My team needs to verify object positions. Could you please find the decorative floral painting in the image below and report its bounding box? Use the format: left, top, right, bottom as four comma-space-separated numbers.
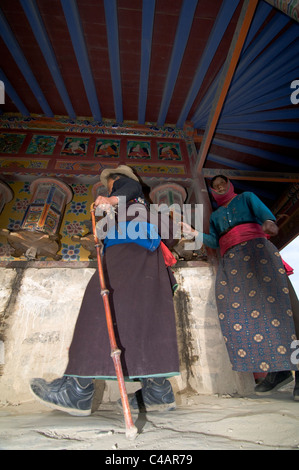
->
0, 134, 26, 154
61, 243, 81, 261
94, 138, 120, 158
0, 158, 49, 169
129, 163, 185, 175
26, 134, 58, 155
157, 142, 182, 161
127, 140, 151, 159
60, 137, 89, 157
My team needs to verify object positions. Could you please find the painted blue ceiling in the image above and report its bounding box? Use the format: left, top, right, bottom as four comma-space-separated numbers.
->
0, 0, 298, 202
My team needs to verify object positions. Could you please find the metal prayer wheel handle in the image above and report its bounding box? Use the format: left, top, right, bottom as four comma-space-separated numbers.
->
90, 203, 138, 440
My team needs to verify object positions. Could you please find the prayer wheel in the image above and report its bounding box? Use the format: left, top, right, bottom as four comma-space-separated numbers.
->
0, 181, 13, 215
149, 182, 206, 261
21, 177, 73, 235
149, 182, 187, 209
2, 177, 72, 260
92, 181, 107, 200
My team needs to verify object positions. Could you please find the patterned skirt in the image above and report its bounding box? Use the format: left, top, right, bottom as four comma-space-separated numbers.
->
216, 238, 297, 373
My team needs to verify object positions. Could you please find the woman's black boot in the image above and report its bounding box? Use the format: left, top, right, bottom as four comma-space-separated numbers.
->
255, 371, 293, 395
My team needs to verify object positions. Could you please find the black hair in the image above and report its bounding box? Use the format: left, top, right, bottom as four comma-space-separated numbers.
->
210, 174, 228, 189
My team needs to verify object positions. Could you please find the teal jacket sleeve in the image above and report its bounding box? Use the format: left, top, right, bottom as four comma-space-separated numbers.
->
196, 216, 220, 249
245, 192, 276, 224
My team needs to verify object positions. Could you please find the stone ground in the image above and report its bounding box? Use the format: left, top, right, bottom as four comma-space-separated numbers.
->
0, 382, 299, 451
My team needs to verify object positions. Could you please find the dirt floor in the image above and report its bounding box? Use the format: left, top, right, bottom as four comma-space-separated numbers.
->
0, 381, 299, 451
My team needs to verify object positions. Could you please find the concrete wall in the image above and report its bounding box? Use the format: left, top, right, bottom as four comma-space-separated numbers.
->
0, 263, 254, 407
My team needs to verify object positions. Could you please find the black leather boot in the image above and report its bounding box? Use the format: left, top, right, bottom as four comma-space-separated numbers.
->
129, 377, 176, 412
255, 371, 293, 395
30, 376, 94, 416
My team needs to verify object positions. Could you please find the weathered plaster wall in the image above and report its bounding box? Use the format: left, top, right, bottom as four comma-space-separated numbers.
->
173, 266, 254, 398
0, 267, 95, 404
0, 264, 254, 407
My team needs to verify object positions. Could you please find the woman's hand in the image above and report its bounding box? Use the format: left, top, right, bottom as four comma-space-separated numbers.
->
180, 221, 199, 239
94, 195, 118, 207
262, 220, 279, 236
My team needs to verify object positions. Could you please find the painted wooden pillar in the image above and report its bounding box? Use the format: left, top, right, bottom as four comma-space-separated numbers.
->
0, 181, 13, 215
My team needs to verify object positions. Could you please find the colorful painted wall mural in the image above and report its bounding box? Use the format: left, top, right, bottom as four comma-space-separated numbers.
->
0, 117, 193, 262
0, 130, 190, 178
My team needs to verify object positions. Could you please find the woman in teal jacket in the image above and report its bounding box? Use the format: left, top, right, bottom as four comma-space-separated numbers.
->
183, 175, 298, 399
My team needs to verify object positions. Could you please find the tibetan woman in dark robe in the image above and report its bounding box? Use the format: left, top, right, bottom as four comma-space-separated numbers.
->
30, 165, 180, 416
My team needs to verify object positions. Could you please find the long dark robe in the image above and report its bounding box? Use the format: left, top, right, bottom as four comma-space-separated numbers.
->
65, 195, 180, 380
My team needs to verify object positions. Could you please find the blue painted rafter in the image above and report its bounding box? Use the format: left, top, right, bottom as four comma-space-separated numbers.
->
193, 74, 297, 128
211, 137, 299, 167
218, 106, 299, 124
213, 129, 299, 149
192, 11, 294, 127
0, 68, 30, 116
0, 6, 53, 116
103, 0, 123, 123
242, 0, 272, 48
224, 28, 299, 113
191, 2, 272, 126
20, 0, 76, 119
191, 67, 222, 125
229, 12, 290, 86
224, 67, 298, 116
216, 120, 299, 133
193, 35, 298, 127
207, 153, 259, 171
230, 94, 294, 115
176, 0, 240, 128
138, 0, 156, 124
157, 0, 198, 126
61, 0, 102, 121
217, 67, 299, 124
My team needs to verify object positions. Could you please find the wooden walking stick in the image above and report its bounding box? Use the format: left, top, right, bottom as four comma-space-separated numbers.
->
90, 203, 138, 440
